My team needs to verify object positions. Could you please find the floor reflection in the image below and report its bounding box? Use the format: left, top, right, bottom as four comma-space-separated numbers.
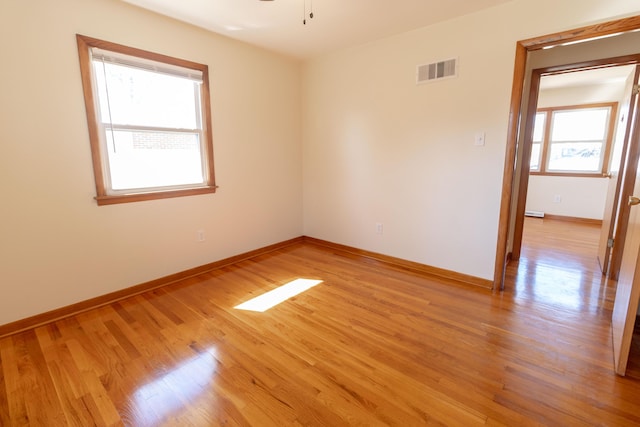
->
509, 218, 608, 314
132, 348, 218, 423
514, 257, 598, 311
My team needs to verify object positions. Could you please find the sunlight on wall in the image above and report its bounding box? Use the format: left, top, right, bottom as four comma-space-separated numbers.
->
235, 278, 323, 312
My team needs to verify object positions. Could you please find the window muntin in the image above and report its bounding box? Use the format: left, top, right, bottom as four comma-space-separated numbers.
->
530, 103, 616, 177
529, 112, 546, 172
77, 35, 216, 205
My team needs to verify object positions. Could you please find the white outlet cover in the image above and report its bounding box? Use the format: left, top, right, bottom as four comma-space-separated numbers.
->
474, 132, 485, 146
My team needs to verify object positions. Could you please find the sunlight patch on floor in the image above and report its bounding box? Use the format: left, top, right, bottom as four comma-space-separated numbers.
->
234, 278, 323, 312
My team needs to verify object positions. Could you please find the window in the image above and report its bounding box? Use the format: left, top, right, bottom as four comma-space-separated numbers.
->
529, 103, 617, 177
76, 35, 216, 205
530, 112, 546, 172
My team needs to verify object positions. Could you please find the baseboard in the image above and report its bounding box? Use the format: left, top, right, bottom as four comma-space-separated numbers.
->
303, 236, 493, 290
539, 214, 602, 226
0, 237, 304, 339
0, 235, 493, 338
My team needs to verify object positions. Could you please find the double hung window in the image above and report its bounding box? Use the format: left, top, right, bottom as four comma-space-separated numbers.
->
77, 35, 216, 205
529, 103, 617, 177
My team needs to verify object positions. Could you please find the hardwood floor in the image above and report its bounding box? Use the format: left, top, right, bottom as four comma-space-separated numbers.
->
2, 220, 640, 426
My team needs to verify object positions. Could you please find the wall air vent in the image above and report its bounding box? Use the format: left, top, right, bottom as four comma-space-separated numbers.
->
417, 58, 458, 84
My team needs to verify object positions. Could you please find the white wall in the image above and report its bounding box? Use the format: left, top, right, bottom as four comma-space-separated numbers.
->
302, 0, 640, 280
526, 177, 609, 219
0, 0, 302, 325
525, 81, 629, 219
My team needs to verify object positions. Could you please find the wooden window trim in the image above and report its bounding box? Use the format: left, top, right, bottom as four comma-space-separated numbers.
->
528, 112, 547, 172
76, 34, 217, 206
529, 102, 618, 178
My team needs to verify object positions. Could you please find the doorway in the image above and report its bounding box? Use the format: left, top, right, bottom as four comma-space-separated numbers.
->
509, 65, 636, 316
494, 17, 640, 291
508, 65, 636, 310
494, 16, 640, 376
515, 64, 638, 274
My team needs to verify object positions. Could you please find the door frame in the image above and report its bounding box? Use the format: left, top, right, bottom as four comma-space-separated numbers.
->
511, 60, 636, 263
494, 15, 640, 290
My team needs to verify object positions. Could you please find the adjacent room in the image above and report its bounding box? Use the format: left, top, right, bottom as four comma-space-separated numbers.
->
2, 0, 640, 425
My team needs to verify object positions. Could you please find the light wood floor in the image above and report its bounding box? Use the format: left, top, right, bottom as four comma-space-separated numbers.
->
2, 220, 640, 426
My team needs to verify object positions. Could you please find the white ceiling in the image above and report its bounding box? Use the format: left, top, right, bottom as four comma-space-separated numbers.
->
121, 0, 514, 59
540, 65, 636, 90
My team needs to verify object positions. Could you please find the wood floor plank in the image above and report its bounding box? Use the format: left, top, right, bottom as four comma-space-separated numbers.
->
0, 337, 29, 426
0, 340, 10, 427
1, 218, 640, 425
12, 331, 68, 426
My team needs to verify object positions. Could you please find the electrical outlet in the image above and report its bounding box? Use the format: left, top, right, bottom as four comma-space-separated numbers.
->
553, 195, 562, 203
197, 230, 205, 242
376, 223, 383, 235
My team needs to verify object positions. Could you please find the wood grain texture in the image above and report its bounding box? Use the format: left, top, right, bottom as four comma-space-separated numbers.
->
0, 237, 304, 339
493, 41, 528, 291
519, 15, 640, 50
510, 67, 543, 262
1, 219, 639, 426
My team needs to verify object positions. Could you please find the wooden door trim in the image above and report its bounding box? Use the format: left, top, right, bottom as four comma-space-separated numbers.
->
494, 15, 640, 290
510, 68, 542, 261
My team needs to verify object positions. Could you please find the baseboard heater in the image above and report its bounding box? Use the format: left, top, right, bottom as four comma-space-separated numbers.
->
525, 210, 545, 218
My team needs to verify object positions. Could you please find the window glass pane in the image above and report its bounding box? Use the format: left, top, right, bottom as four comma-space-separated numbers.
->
551, 108, 608, 142
547, 142, 602, 172
106, 130, 204, 190
530, 143, 541, 170
533, 112, 545, 142
93, 61, 199, 129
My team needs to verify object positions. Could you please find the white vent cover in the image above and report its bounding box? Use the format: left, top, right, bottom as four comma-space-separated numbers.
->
417, 58, 458, 84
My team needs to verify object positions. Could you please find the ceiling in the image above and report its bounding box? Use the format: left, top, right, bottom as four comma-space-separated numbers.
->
121, 0, 514, 59
540, 65, 636, 90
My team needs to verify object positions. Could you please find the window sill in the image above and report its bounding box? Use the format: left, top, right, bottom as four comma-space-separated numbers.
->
529, 172, 606, 178
95, 186, 218, 206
